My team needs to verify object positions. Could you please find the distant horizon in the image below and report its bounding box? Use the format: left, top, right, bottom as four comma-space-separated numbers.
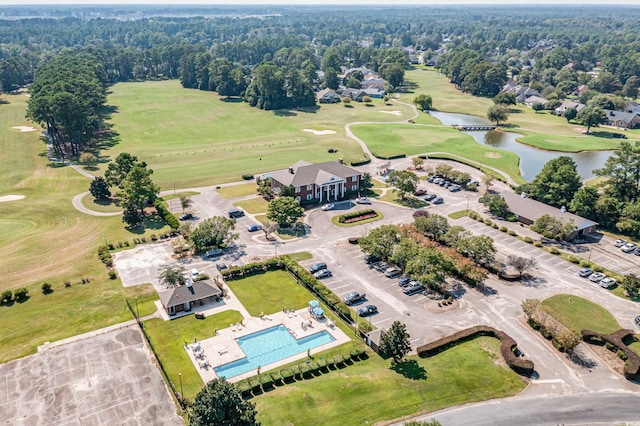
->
1, 0, 633, 6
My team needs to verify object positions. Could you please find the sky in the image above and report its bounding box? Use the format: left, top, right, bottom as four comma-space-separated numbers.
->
3, 0, 632, 5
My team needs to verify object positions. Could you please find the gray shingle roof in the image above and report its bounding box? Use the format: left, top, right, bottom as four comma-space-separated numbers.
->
501, 191, 597, 231
270, 161, 361, 187
159, 279, 221, 309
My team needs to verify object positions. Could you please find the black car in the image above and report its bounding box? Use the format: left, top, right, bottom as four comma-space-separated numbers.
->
364, 254, 380, 264
424, 194, 437, 201
228, 208, 245, 218
309, 262, 327, 274
636, 315, 640, 327
343, 291, 366, 305
216, 263, 228, 271
179, 213, 193, 221
398, 275, 412, 286
373, 262, 389, 272
432, 197, 444, 204
357, 305, 378, 317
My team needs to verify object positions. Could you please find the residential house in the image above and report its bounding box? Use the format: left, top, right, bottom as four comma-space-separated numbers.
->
515, 86, 542, 103
625, 101, 640, 115
317, 88, 341, 104
159, 279, 222, 317
524, 96, 548, 108
269, 160, 362, 204
603, 110, 640, 129
554, 101, 587, 116
362, 87, 384, 98
501, 191, 598, 239
340, 88, 368, 102
361, 78, 386, 92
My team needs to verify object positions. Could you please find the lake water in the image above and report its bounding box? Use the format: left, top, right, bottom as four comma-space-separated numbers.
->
429, 111, 612, 181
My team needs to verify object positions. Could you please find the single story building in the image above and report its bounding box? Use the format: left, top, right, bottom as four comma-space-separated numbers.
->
554, 101, 587, 116
603, 109, 640, 129
159, 279, 222, 317
501, 190, 598, 238
524, 95, 548, 108
269, 159, 362, 204
317, 88, 341, 104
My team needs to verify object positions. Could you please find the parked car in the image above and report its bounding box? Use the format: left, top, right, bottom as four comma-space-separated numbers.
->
403, 281, 424, 295
190, 268, 199, 278
228, 208, 245, 218
343, 291, 366, 305
432, 197, 444, 204
364, 254, 380, 264
216, 263, 228, 271
635, 315, 640, 327
599, 277, 617, 288
414, 189, 427, 196
432, 178, 444, 185
427, 175, 436, 183
448, 184, 462, 192
357, 305, 378, 317
621, 243, 637, 253
467, 179, 480, 187
589, 272, 606, 282
356, 197, 372, 204
614, 239, 627, 247
203, 248, 223, 259
398, 275, 412, 286
634, 247, 640, 256
313, 269, 332, 279
373, 261, 389, 272
384, 267, 402, 278
578, 267, 593, 277
247, 224, 262, 232
424, 193, 437, 201
179, 213, 193, 221
309, 262, 327, 274
321, 203, 335, 211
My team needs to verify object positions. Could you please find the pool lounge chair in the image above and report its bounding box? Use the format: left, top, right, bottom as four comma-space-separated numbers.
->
230, 323, 236, 332
218, 347, 228, 355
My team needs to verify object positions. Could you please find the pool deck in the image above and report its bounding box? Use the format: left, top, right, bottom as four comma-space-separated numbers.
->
183, 288, 351, 384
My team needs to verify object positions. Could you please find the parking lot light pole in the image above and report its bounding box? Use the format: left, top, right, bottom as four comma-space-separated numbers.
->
178, 373, 183, 397
588, 247, 593, 262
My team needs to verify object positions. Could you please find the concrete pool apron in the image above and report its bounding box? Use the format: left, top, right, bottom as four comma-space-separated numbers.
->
185, 307, 351, 383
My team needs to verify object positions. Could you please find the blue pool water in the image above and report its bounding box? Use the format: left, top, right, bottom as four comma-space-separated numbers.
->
214, 325, 335, 379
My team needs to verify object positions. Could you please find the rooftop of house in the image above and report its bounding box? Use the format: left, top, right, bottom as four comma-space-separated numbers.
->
501, 190, 598, 231
603, 109, 639, 123
159, 279, 222, 308
270, 160, 361, 188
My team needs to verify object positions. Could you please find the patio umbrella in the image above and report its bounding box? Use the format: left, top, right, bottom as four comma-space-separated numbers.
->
308, 300, 320, 308
313, 307, 324, 317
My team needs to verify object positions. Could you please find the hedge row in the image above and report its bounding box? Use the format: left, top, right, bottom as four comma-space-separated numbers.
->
416, 325, 535, 376
350, 156, 371, 167
337, 209, 376, 223
371, 152, 406, 160
221, 257, 284, 280
582, 329, 640, 380
236, 348, 368, 399
98, 245, 113, 267
154, 199, 179, 230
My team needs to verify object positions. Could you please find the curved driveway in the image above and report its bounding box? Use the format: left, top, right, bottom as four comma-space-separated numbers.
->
71, 191, 122, 217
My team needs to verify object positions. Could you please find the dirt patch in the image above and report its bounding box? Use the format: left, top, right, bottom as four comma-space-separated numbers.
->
424, 298, 459, 313
379, 110, 403, 116
484, 152, 502, 159
588, 344, 626, 376
303, 128, 336, 135
0, 194, 25, 203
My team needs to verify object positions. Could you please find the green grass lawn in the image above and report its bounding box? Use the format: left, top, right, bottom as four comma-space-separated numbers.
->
283, 252, 313, 262
0, 280, 157, 363
378, 191, 428, 209
449, 210, 470, 219
254, 336, 525, 425
161, 191, 200, 201
234, 197, 268, 214
102, 81, 417, 189
541, 294, 621, 334
80, 194, 123, 213
225, 270, 313, 316
216, 183, 258, 199
352, 123, 523, 183
144, 310, 243, 399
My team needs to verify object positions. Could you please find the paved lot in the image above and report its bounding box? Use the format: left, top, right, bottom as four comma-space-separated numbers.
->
0, 326, 182, 425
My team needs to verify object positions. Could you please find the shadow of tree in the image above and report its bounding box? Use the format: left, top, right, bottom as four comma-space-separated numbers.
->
391, 359, 427, 380
272, 109, 297, 117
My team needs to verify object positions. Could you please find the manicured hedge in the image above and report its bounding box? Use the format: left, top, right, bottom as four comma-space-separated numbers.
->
350, 157, 371, 167
582, 329, 640, 380
337, 209, 378, 223
154, 199, 179, 230
221, 257, 284, 280
416, 325, 535, 376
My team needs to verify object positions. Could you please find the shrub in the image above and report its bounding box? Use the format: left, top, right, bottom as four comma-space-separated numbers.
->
505, 213, 517, 222
153, 199, 179, 230
241, 174, 254, 180
618, 349, 628, 360
500, 226, 507, 232
194, 273, 210, 281
348, 237, 359, 244
593, 265, 604, 272
550, 247, 561, 255
41, 282, 52, 294
13, 288, 29, 301
524, 236, 533, 243
108, 270, 117, 280
568, 255, 580, 264
484, 218, 493, 226
1, 290, 12, 304
540, 327, 553, 340
468, 211, 477, 219
359, 321, 373, 333
605, 342, 615, 351
579, 260, 592, 267
507, 230, 517, 236
534, 240, 543, 247
64, 281, 72, 288
492, 223, 499, 229
337, 209, 377, 224
527, 318, 541, 330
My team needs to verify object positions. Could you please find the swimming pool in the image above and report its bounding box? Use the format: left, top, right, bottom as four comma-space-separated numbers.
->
214, 325, 335, 379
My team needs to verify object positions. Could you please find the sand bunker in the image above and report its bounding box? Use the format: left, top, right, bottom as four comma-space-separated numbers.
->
303, 128, 337, 135
12, 126, 37, 132
0, 195, 25, 203
379, 110, 403, 116
485, 152, 503, 159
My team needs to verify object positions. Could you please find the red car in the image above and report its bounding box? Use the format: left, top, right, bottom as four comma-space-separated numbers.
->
414, 189, 427, 196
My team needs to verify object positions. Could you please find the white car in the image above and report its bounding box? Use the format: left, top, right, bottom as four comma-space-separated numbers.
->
621, 243, 637, 253
614, 239, 627, 247
599, 277, 617, 289
190, 268, 199, 278
589, 272, 606, 283
321, 203, 335, 211
356, 197, 371, 204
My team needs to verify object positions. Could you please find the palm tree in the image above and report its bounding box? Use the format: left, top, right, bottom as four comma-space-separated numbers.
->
179, 194, 193, 213
158, 264, 186, 288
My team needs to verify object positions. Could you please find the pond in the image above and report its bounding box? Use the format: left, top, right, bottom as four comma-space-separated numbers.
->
429, 111, 613, 181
